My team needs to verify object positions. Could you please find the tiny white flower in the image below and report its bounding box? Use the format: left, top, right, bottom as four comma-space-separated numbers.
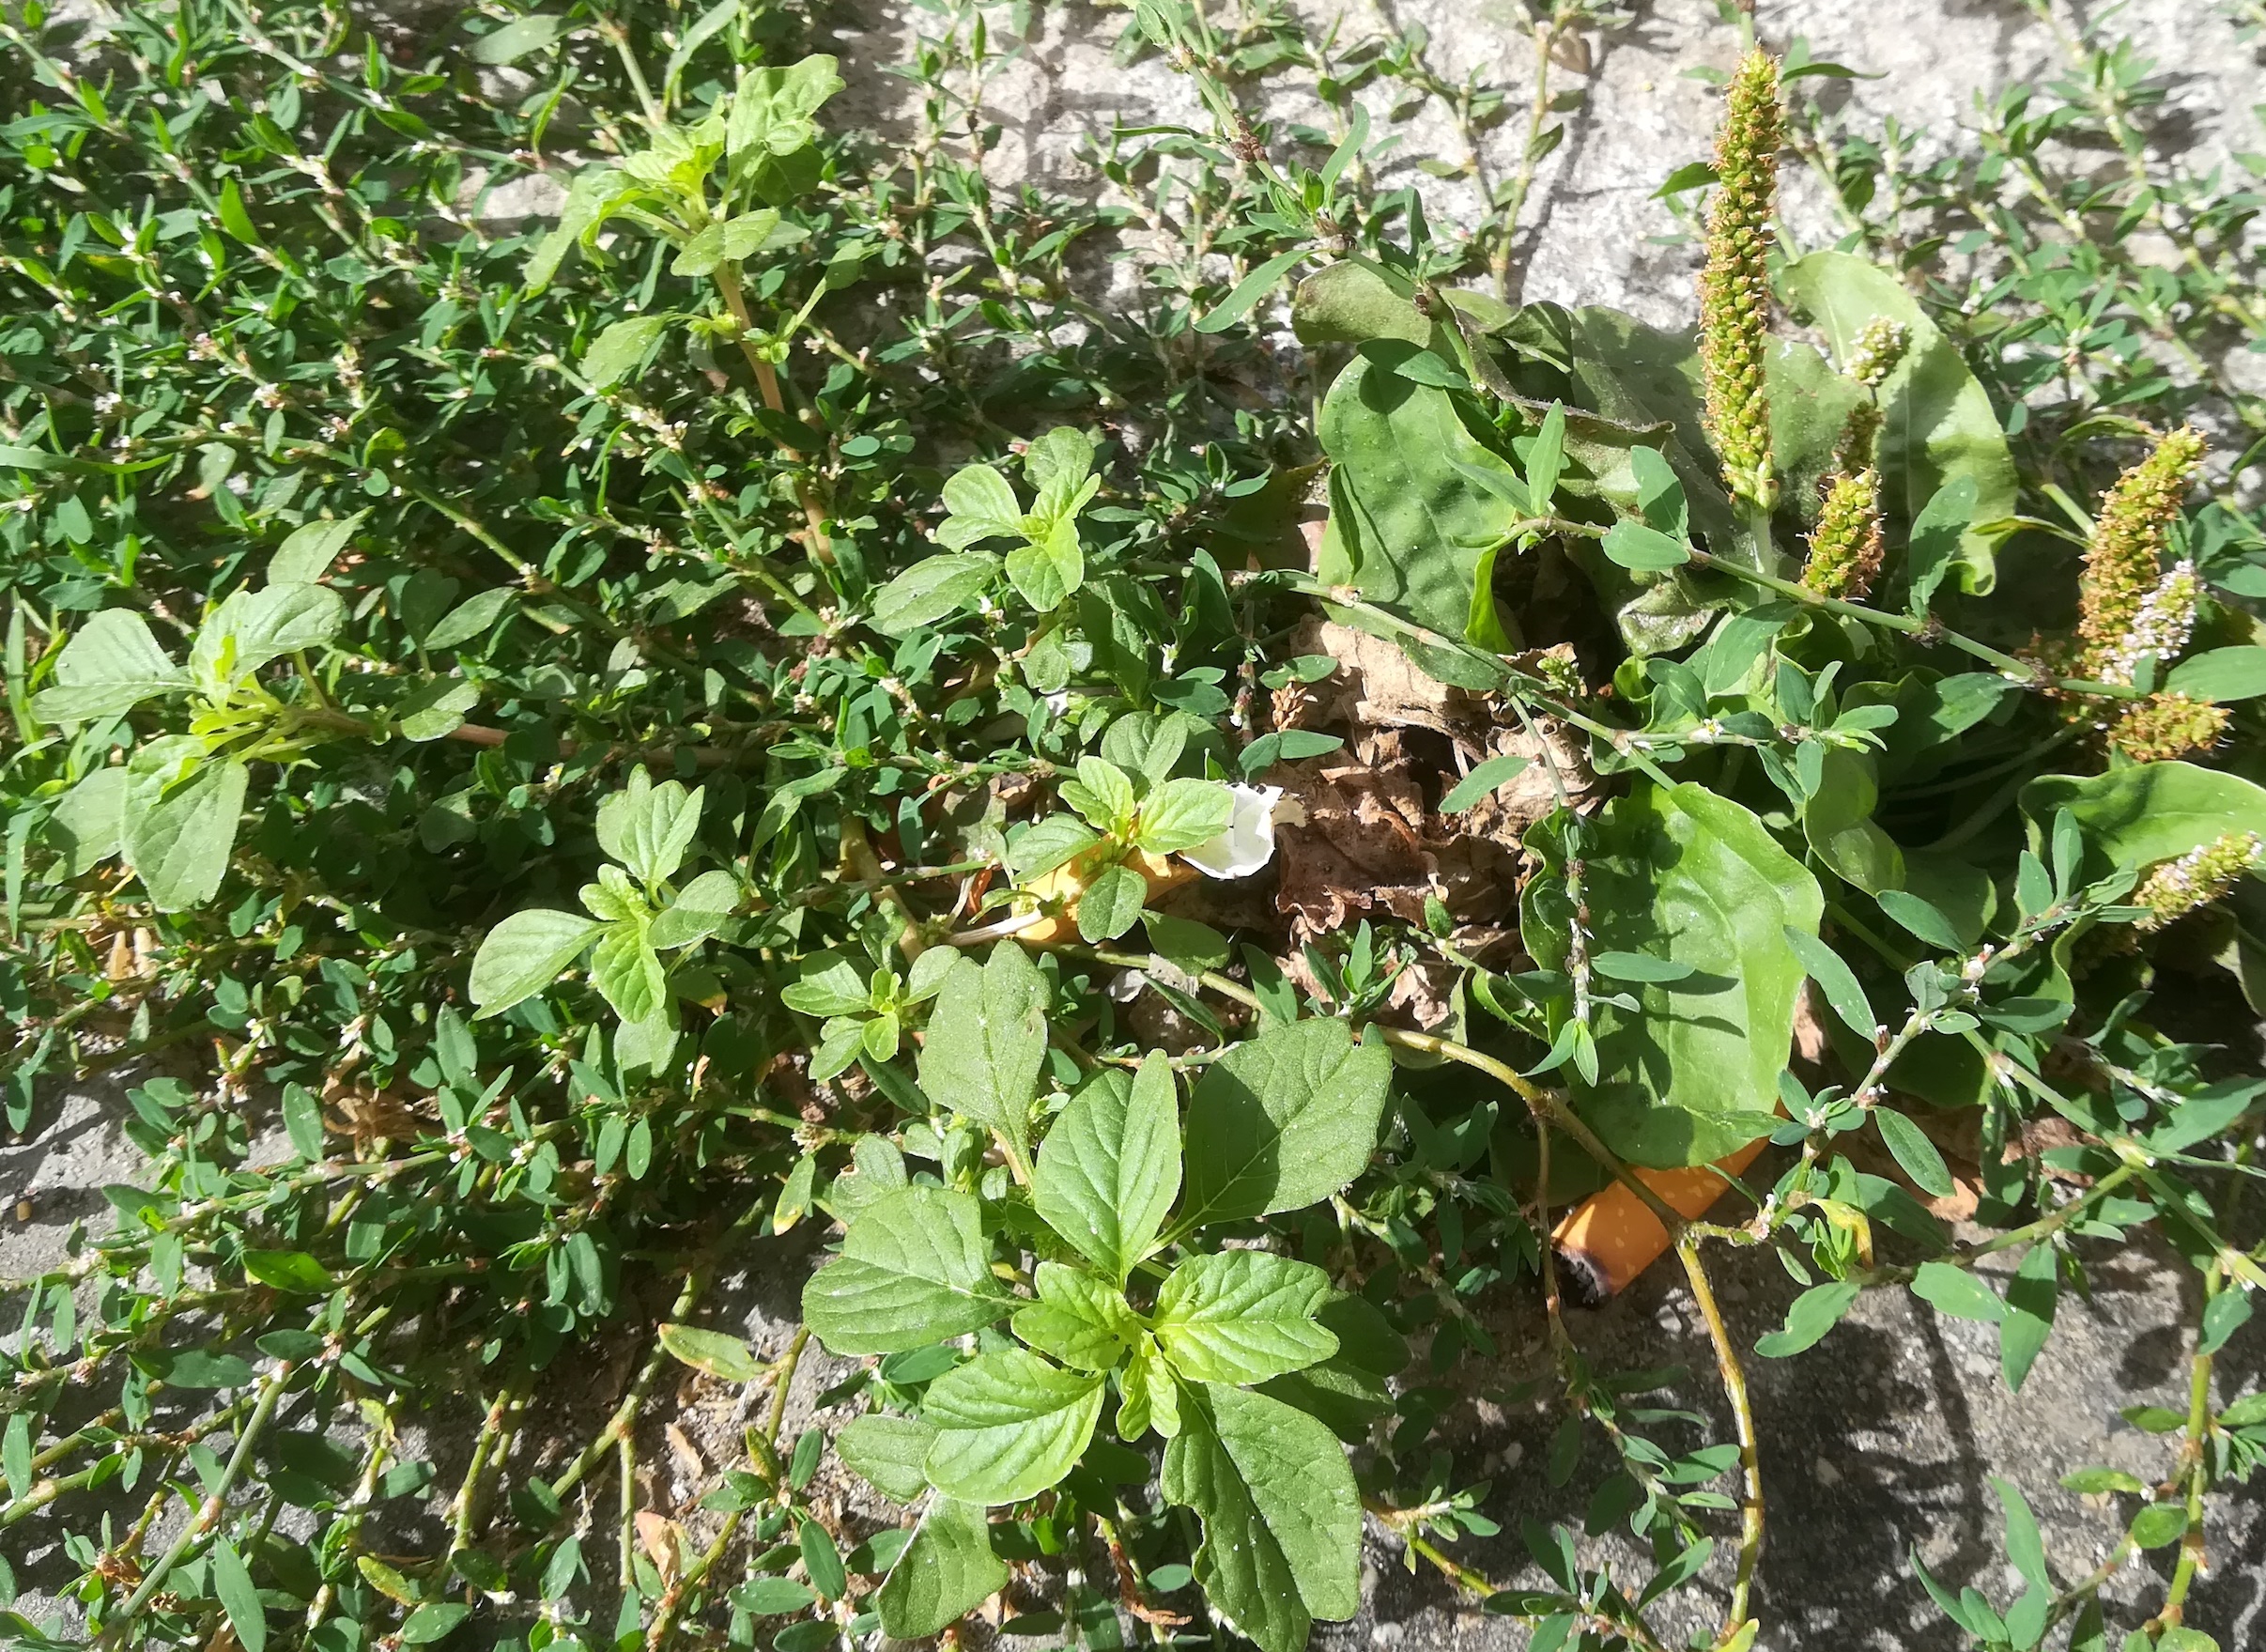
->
1182, 784, 1282, 880
1105, 969, 1146, 1003
1042, 688, 1073, 715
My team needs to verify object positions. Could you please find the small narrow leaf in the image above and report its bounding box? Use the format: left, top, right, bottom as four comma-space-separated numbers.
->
1873, 1108, 1952, 1198
1441, 754, 1532, 814
1781, 926, 1874, 1036
1195, 250, 1310, 332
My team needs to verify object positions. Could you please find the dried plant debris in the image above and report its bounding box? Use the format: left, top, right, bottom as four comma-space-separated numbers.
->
1261, 619, 1586, 941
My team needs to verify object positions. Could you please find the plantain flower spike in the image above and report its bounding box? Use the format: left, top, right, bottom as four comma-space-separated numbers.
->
1800, 468, 1886, 601
2078, 425, 2206, 685
1698, 48, 1783, 514
2106, 691, 2227, 764
2135, 832, 2262, 932
1835, 399, 1884, 473
1843, 317, 1909, 388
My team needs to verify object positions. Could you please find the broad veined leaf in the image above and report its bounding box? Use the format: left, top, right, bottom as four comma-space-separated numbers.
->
1290, 258, 1435, 349
2167, 646, 2266, 703
1003, 514, 1083, 611
780, 954, 872, 1016
269, 512, 366, 585
1032, 1057, 1180, 1282
1179, 1018, 1391, 1227
670, 209, 804, 275
30, 610, 187, 721
1024, 425, 1099, 519
189, 583, 347, 688
1135, 779, 1236, 855
1074, 860, 1147, 942
587, 923, 667, 1025
469, 908, 609, 1016
619, 1011, 680, 1082
121, 742, 250, 912
1565, 308, 1745, 626
2021, 763, 2266, 887
596, 768, 703, 887
1780, 251, 2016, 595
49, 765, 127, 873
800, 1186, 1007, 1355
648, 869, 739, 950
1765, 335, 1869, 528
1010, 1262, 1134, 1372
726, 53, 844, 161
581, 314, 672, 387
934, 463, 1024, 548
870, 553, 997, 634
523, 165, 640, 291
874, 1496, 1008, 1639
1006, 813, 1101, 879
837, 1413, 939, 1503
1117, 1335, 1181, 1442
1257, 1291, 1411, 1442
1162, 1384, 1361, 1652
1521, 783, 1825, 1167
916, 944, 1049, 1152
1151, 1251, 1337, 1385
920, 1349, 1104, 1505
1802, 747, 1904, 896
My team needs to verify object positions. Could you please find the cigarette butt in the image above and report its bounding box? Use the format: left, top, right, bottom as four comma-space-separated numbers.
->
1551, 1136, 1769, 1306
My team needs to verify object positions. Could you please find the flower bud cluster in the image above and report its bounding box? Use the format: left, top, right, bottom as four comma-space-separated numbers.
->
2135, 832, 2263, 931
2078, 426, 2205, 686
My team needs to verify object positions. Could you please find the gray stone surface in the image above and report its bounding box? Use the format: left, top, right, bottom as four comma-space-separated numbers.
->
828, 0, 2257, 330
1329, 1234, 2266, 1651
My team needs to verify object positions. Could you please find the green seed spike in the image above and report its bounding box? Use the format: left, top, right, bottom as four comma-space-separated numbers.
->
1697, 47, 1783, 515
1799, 468, 1885, 602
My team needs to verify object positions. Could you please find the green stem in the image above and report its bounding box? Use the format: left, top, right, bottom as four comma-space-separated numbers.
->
551, 1198, 770, 1502
2145, 1262, 2221, 1636
107, 1360, 295, 1630
1490, 18, 1557, 301
1684, 546, 2135, 698
1677, 1239, 1764, 1633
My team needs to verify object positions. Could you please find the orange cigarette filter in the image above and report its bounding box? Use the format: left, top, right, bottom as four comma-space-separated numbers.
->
1549, 1136, 1768, 1306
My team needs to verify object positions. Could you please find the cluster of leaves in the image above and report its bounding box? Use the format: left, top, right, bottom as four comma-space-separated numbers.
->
4, 4, 2266, 1652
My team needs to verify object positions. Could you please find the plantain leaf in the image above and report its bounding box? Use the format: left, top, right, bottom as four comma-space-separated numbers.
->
1522, 783, 1824, 1167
